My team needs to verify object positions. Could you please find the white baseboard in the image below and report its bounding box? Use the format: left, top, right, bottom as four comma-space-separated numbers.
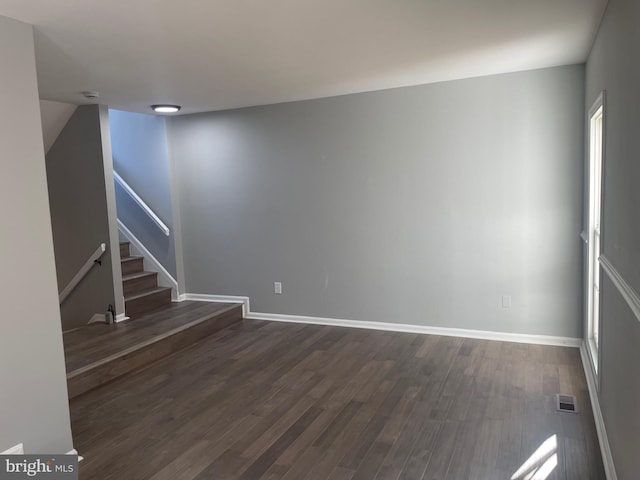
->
2, 443, 24, 454
180, 290, 580, 347
179, 293, 250, 317
244, 311, 582, 347
580, 342, 617, 480
1, 445, 81, 460
66, 449, 84, 462
87, 313, 107, 325
118, 219, 180, 300
89, 311, 124, 325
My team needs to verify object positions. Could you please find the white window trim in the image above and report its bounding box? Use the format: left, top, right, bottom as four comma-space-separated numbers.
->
585, 91, 606, 385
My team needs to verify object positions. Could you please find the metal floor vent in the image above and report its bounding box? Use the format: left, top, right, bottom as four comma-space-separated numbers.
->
557, 394, 577, 413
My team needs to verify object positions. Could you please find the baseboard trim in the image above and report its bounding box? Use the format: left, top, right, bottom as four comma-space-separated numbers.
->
118, 220, 180, 300
2, 443, 24, 455
1, 445, 81, 460
179, 293, 250, 317
89, 312, 124, 325
66, 449, 83, 462
579, 342, 617, 480
87, 313, 107, 325
245, 311, 581, 347
173, 292, 609, 473
182, 291, 580, 347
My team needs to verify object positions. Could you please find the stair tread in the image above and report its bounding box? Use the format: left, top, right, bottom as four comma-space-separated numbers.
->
121, 255, 143, 262
125, 286, 172, 302
122, 271, 157, 281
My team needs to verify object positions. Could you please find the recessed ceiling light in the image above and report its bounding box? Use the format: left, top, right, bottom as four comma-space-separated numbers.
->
151, 104, 181, 113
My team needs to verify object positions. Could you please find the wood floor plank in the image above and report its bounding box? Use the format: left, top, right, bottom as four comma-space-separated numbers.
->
314, 400, 362, 448
350, 436, 394, 480
238, 407, 324, 480
374, 400, 431, 480
420, 419, 459, 480
147, 440, 215, 480
273, 409, 335, 469
398, 448, 432, 480
326, 467, 355, 480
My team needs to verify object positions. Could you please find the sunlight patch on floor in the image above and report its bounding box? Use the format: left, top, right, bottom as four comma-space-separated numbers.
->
511, 434, 557, 480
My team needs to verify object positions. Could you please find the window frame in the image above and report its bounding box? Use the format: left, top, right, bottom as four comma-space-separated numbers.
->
586, 91, 606, 382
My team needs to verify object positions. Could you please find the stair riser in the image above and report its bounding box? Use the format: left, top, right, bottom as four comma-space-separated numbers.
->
123, 274, 158, 296
119, 243, 130, 258
121, 257, 144, 275
125, 289, 172, 317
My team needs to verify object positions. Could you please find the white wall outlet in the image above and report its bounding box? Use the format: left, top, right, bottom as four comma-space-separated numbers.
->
2, 443, 24, 454
274, 282, 282, 294
502, 295, 512, 309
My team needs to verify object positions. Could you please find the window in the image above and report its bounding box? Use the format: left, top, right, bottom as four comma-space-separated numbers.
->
586, 92, 605, 373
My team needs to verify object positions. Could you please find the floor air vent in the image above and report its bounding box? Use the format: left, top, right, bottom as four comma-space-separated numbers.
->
557, 394, 577, 413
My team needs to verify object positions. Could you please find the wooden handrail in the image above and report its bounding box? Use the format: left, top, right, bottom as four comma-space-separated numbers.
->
59, 243, 107, 304
113, 171, 170, 237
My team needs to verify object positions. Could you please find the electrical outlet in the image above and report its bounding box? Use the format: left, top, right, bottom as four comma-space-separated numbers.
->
502, 295, 512, 309
274, 282, 282, 294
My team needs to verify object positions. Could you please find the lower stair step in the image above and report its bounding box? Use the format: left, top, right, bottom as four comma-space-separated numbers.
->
64, 302, 243, 399
125, 287, 172, 317
123, 271, 158, 296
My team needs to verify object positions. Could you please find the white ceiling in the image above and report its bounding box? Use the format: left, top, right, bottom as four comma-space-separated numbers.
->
0, 0, 607, 115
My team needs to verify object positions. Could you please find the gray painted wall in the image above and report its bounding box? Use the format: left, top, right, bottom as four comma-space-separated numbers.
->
0, 15, 73, 453
110, 109, 177, 277
585, 0, 640, 477
46, 105, 116, 330
168, 65, 585, 338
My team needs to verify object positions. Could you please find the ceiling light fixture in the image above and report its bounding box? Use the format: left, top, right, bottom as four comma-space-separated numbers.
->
151, 104, 181, 114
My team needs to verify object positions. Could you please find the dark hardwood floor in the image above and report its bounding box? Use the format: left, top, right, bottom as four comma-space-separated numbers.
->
71, 320, 605, 480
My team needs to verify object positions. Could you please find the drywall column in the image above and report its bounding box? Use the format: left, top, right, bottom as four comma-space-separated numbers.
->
99, 106, 125, 320
166, 132, 187, 296
0, 15, 73, 453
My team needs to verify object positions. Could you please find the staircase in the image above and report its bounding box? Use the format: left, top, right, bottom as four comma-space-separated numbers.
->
120, 241, 172, 317
62, 241, 246, 399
